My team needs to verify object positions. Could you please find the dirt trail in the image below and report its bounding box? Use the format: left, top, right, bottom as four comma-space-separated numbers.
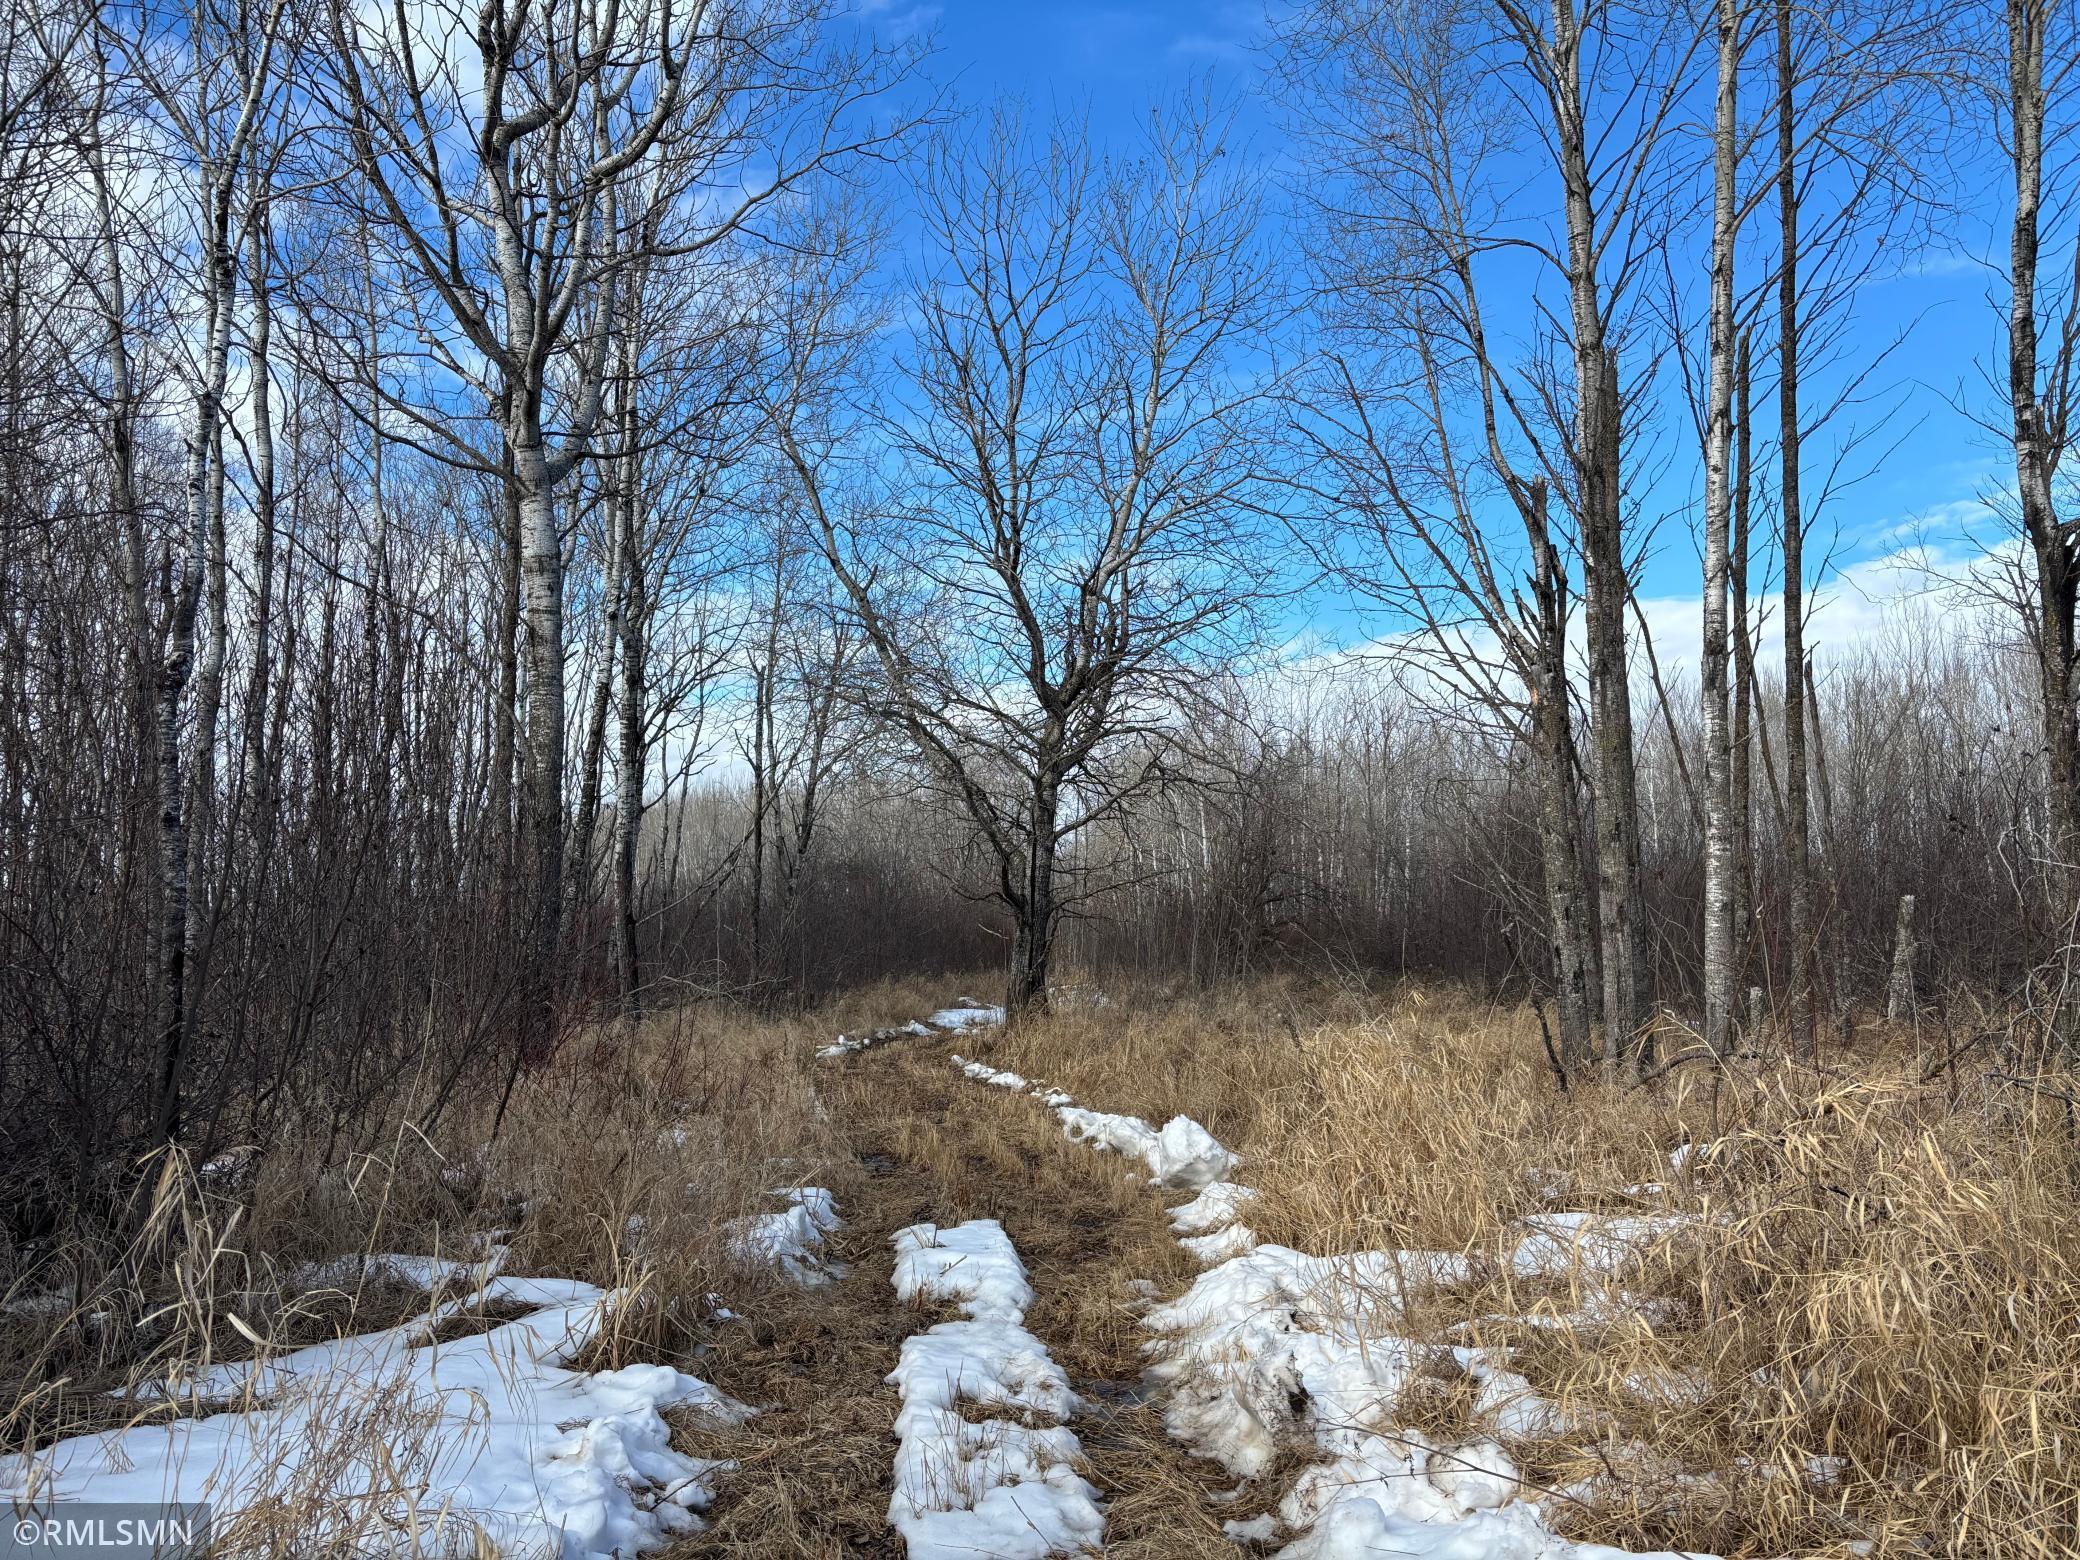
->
671, 1034, 1249, 1557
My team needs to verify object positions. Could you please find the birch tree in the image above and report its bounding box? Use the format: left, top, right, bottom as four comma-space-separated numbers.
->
1700, 0, 1746, 1058
1277, 0, 1700, 1077
1995, 0, 2080, 1012
320, 0, 914, 998
1761, 0, 1948, 1051
1274, 0, 1601, 1070
111, 0, 292, 1145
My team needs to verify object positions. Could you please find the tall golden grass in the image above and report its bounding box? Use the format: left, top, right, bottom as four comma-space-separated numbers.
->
976, 978, 2080, 1559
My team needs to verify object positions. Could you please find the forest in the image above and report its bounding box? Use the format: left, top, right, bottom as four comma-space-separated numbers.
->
2, 0, 2078, 1556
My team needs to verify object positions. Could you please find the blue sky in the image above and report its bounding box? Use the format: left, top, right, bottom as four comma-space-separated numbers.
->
870, 1, 2019, 661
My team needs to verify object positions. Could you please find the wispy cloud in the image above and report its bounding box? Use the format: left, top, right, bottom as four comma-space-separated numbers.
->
858, 0, 942, 43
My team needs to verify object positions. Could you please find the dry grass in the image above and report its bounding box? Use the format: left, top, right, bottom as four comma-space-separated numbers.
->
971, 977, 2080, 1559
0, 982, 950, 1465
13, 971, 2073, 1559
812, 1034, 1240, 1558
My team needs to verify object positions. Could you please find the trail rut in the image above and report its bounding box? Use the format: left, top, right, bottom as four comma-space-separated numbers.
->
670, 1034, 1248, 1557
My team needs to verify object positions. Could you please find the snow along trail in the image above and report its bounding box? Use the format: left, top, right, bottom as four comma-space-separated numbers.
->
950, 1055, 1238, 1191
820, 1000, 1007, 1058
944, 1054, 1718, 1559
886, 1218, 1104, 1558
0, 1272, 753, 1558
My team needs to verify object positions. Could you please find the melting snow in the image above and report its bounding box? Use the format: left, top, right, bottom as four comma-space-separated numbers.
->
1179, 1223, 1260, 1264
1169, 1180, 1257, 1235
285, 1253, 481, 1294
937, 1038, 1709, 1557
953, 1055, 1031, 1090
0, 1274, 750, 1558
1508, 1213, 1694, 1280
929, 1002, 1008, 1031
724, 1187, 846, 1287
887, 1220, 1102, 1557
1057, 1107, 1238, 1190
819, 999, 1005, 1059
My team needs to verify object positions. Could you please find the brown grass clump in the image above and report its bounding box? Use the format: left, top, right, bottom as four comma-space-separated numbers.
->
975, 978, 2080, 1559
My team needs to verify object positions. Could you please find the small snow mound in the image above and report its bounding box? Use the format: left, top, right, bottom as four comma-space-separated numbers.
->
931, 1003, 1007, 1031
885, 1219, 1102, 1556
953, 1055, 1030, 1090
725, 1187, 846, 1287
1058, 1105, 1159, 1162
1430, 1438, 1521, 1511
816, 1020, 934, 1059
892, 1220, 1037, 1322
889, 1412, 1103, 1558
1055, 1107, 1239, 1190
286, 1253, 480, 1294
1507, 1212, 1694, 1280
2, 1272, 750, 1556
1149, 1116, 1240, 1190
1179, 1224, 1259, 1265
1168, 1180, 1257, 1236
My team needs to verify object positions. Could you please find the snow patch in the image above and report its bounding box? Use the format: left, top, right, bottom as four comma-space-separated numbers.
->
1168, 1180, 1257, 1236
1179, 1224, 1259, 1264
1056, 1107, 1238, 1190
724, 1187, 846, 1287
817, 1020, 932, 1059
953, 1055, 1031, 1090
893, 1219, 1036, 1321
285, 1253, 480, 1295
1508, 1213, 1694, 1281
886, 1220, 1102, 1557
929, 1003, 1007, 1032
820, 999, 1004, 1059
1, 1274, 750, 1558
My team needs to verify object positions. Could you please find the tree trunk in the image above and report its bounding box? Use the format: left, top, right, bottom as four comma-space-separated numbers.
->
490, 404, 522, 872
748, 550, 785, 986
1547, 12, 1648, 1072
1535, 654, 1596, 1070
154, 168, 238, 1147
614, 497, 646, 1018
1582, 343, 1650, 1077
1777, 0, 1818, 1060
1526, 481, 1594, 1071
515, 428, 566, 999
1887, 893, 1917, 1021
1008, 775, 1060, 1017
569, 512, 621, 897
2006, 0, 2080, 980
87, 131, 150, 749
1805, 657, 1848, 1034
240, 199, 278, 816
1700, 0, 1741, 1058
1730, 329, 1756, 1000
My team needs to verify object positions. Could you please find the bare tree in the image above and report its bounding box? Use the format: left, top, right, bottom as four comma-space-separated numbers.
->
1274, 0, 1702, 1076
1995, 0, 2080, 1005
1761, 0, 1950, 1053
1700, 0, 1747, 1057
105, 0, 292, 1145
318, 0, 914, 1002
1493, 0, 1706, 1077
776, 102, 1278, 1017
1274, 16, 1602, 1067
